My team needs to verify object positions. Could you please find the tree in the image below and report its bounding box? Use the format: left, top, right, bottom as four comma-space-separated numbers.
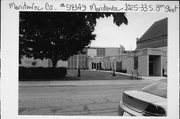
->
19, 12, 128, 68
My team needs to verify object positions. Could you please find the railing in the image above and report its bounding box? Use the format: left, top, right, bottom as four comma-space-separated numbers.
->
130, 70, 142, 80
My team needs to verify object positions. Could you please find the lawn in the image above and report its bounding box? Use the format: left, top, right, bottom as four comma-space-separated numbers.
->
66, 70, 131, 80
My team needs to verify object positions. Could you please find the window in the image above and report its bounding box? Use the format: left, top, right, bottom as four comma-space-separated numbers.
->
134, 57, 138, 69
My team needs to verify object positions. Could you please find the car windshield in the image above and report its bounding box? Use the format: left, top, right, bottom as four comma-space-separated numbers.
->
142, 79, 167, 98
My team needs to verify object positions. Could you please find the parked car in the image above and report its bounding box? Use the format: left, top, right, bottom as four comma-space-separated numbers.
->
118, 79, 167, 116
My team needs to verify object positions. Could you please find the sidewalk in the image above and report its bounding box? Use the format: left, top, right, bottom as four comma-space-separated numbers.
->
95, 70, 166, 81
19, 76, 166, 87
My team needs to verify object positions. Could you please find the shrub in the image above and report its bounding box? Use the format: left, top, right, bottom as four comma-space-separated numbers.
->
19, 67, 67, 81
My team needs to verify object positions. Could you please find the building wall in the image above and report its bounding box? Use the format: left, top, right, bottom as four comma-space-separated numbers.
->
126, 48, 167, 77
57, 60, 68, 67
105, 48, 120, 57
97, 48, 105, 57
138, 55, 149, 76
69, 46, 125, 70
134, 18, 167, 77
68, 55, 77, 69
20, 56, 49, 67
88, 53, 128, 71
68, 54, 88, 69
155, 46, 167, 52
88, 57, 102, 70
126, 56, 134, 74
87, 49, 97, 57
122, 57, 128, 70
20, 56, 67, 67
87, 47, 105, 57
115, 55, 127, 71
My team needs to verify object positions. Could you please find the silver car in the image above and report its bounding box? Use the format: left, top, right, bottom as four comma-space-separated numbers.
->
118, 79, 167, 116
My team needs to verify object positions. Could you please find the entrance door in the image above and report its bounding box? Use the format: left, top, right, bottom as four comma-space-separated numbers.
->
99, 62, 101, 69
149, 55, 161, 76
149, 56, 154, 76
92, 62, 94, 69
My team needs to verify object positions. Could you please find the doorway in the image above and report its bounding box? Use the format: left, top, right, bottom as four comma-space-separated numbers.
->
149, 55, 161, 76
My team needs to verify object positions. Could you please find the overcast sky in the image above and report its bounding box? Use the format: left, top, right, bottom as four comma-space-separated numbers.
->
90, 12, 168, 50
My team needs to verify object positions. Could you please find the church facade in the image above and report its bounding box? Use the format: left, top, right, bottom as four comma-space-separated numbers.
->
126, 18, 167, 76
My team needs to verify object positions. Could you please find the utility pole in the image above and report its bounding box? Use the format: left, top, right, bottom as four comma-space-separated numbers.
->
112, 57, 116, 78
77, 54, 79, 69
77, 54, 80, 77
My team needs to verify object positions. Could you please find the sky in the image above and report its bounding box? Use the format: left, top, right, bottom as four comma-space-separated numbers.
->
90, 12, 168, 50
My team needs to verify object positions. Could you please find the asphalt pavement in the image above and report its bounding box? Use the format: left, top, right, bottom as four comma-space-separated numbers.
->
19, 70, 166, 116
19, 83, 150, 115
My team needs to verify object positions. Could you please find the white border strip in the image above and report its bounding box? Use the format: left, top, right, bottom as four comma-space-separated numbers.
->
1, 0, 179, 119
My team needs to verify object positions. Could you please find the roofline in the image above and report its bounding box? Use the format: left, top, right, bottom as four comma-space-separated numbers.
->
137, 35, 167, 43
138, 18, 168, 42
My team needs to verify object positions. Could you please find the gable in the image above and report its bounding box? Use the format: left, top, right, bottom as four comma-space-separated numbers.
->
136, 18, 167, 49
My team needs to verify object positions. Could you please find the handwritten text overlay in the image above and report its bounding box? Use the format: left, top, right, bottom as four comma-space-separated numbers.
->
9, 2, 179, 13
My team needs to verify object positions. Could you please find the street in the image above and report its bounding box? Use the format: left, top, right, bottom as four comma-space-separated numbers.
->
19, 80, 155, 115
19, 84, 150, 116
19, 70, 157, 116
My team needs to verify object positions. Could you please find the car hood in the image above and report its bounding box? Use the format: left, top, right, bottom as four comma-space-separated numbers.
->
124, 90, 166, 104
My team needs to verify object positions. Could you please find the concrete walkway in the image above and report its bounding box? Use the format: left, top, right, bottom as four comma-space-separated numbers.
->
95, 70, 166, 81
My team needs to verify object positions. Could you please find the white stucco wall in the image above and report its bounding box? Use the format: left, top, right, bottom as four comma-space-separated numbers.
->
138, 55, 149, 76
126, 56, 134, 74
105, 48, 119, 57
155, 46, 167, 52
122, 56, 128, 70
